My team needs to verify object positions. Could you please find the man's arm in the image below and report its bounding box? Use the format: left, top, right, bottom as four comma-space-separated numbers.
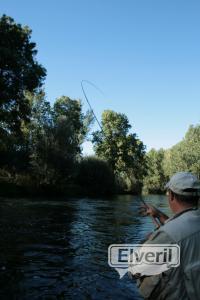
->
141, 204, 169, 225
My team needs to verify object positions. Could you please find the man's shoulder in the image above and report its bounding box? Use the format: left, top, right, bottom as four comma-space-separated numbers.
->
145, 229, 175, 244
145, 209, 200, 244
158, 208, 200, 242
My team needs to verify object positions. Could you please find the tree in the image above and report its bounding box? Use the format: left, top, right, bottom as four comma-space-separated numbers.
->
29, 95, 93, 187
163, 125, 200, 178
0, 15, 46, 174
143, 148, 167, 194
0, 15, 46, 136
24, 91, 53, 185
183, 125, 200, 177
92, 110, 146, 193
53, 96, 93, 150
163, 142, 187, 178
76, 156, 116, 195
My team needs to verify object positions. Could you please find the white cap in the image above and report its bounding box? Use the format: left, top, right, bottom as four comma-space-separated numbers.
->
165, 172, 200, 196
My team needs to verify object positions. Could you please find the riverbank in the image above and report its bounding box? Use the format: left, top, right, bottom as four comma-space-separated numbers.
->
0, 179, 166, 198
0, 180, 116, 198
0, 170, 143, 198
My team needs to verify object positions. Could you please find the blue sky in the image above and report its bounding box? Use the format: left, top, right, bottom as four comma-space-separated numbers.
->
1, 0, 200, 153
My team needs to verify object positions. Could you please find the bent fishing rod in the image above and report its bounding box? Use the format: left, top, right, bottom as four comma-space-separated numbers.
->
81, 80, 103, 131
81, 80, 161, 229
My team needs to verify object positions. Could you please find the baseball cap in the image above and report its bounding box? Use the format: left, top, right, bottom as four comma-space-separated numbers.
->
165, 172, 200, 196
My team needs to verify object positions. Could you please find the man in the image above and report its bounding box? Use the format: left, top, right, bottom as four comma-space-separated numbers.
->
135, 172, 200, 300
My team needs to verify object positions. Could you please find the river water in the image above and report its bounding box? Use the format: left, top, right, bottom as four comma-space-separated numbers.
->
0, 195, 171, 300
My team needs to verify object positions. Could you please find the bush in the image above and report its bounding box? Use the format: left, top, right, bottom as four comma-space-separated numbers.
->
76, 156, 116, 196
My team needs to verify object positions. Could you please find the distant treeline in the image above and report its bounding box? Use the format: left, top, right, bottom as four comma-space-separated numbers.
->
0, 15, 199, 197
143, 124, 200, 194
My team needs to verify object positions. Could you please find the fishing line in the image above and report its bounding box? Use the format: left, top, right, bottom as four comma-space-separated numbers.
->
81, 80, 103, 131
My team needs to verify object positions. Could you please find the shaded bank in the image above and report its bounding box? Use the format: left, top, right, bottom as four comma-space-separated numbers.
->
0, 181, 138, 198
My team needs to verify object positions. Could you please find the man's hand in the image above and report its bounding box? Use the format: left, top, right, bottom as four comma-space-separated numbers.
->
140, 204, 169, 225
140, 204, 160, 217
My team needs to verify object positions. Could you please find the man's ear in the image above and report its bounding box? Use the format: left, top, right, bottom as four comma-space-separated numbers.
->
169, 190, 175, 202
172, 191, 177, 201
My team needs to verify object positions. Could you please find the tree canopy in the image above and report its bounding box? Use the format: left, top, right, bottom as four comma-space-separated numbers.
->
163, 125, 200, 178
92, 110, 146, 193
0, 14, 46, 136
27, 94, 93, 187
143, 124, 200, 194
142, 148, 167, 194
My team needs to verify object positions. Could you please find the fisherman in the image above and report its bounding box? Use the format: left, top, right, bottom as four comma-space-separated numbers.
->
134, 172, 200, 300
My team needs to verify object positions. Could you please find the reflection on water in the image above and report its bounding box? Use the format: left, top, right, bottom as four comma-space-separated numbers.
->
0, 195, 170, 299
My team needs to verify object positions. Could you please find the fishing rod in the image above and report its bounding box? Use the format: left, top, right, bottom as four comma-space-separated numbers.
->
81, 80, 103, 131
81, 80, 160, 229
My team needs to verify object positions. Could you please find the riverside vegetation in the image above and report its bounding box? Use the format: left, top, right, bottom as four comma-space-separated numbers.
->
0, 15, 200, 197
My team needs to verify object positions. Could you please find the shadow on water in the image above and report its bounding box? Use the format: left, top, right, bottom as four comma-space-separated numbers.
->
0, 195, 169, 299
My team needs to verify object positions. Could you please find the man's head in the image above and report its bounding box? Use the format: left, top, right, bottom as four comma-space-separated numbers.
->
165, 172, 200, 213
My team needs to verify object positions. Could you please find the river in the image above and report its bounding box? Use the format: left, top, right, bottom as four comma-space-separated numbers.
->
0, 195, 171, 300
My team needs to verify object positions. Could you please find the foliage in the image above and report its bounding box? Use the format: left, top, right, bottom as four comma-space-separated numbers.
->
0, 14, 46, 175
0, 14, 46, 136
28, 94, 93, 187
163, 125, 200, 178
142, 148, 167, 194
76, 156, 116, 195
92, 110, 146, 193
143, 124, 200, 194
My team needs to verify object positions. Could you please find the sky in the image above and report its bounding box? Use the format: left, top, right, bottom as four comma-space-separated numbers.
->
1, 0, 200, 154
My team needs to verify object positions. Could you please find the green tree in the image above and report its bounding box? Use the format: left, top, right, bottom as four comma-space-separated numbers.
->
0, 15, 46, 174
143, 148, 167, 194
53, 96, 93, 150
29, 95, 93, 187
0, 14, 46, 136
92, 110, 146, 193
25, 92, 53, 185
76, 156, 116, 195
163, 125, 200, 178
183, 125, 200, 177
163, 142, 187, 178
